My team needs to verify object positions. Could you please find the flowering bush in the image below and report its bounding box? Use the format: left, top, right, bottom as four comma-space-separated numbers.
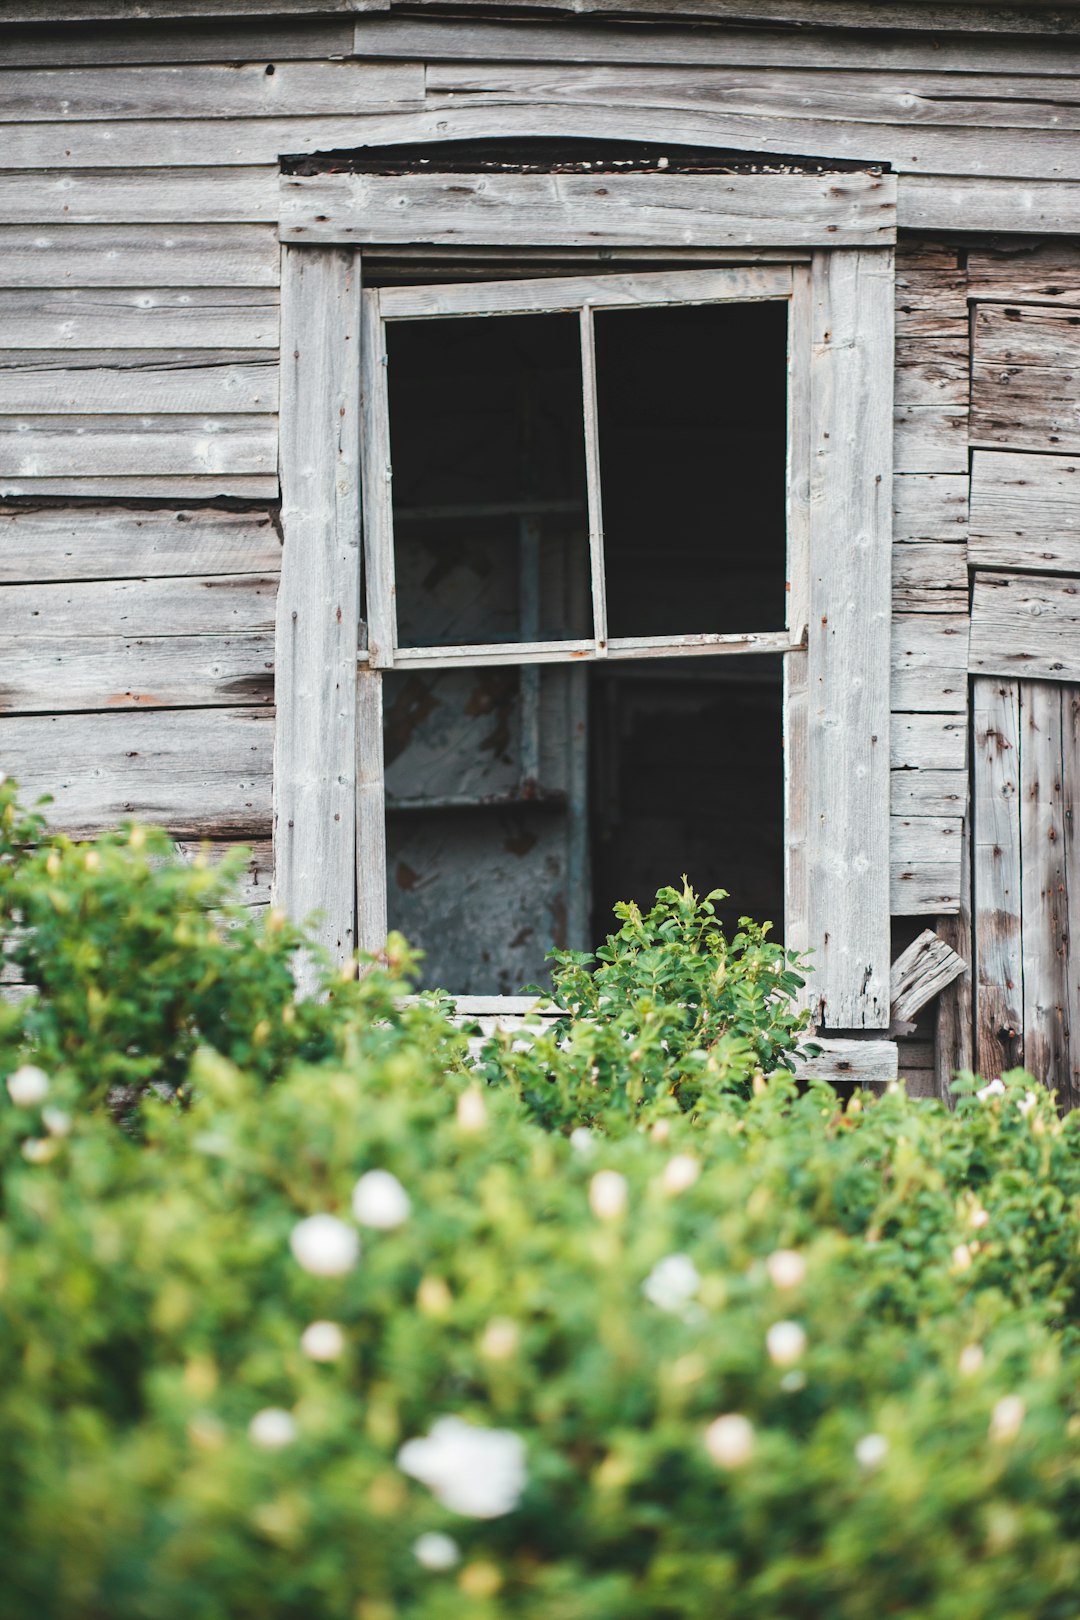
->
2, 784, 1080, 1618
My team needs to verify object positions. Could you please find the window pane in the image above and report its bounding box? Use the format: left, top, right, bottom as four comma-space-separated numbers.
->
595, 301, 788, 639
386, 312, 591, 648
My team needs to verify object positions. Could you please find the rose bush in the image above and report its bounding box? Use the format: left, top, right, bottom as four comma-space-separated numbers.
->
1, 782, 1079, 1619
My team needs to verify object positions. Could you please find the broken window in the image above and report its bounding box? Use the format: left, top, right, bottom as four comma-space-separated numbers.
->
359, 268, 796, 998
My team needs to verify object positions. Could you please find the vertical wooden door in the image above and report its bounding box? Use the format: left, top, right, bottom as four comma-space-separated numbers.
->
973, 676, 1080, 1106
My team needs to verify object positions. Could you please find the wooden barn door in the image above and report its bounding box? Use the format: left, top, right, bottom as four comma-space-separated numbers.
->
973, 677, 1080, 1106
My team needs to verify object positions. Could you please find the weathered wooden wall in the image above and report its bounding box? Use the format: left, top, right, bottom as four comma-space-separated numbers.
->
0, 6, 1076, 1061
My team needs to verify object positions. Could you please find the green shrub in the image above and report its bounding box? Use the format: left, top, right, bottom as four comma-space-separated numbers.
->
2, 785, 1080, 1619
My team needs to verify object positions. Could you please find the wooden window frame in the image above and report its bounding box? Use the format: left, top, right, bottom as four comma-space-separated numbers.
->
275, 177, 894, 1034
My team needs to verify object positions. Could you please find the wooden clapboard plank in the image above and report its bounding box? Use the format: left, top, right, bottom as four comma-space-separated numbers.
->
0, 351, 278, 413
805, 248, 893, 1030
0, 415, 276, 480
1, 631, 274, 714
376, 264, 792, 319
427, 59, 1080, 135
970, 571, 1080, 683
275, 244, 362, 973
1019, 680, 1070, 1096
890, 928, 966, 1024
0, 706, 272, 839
0, 225, 281, 288
894, 270, 969, 335
0, 505, 281, 583
973, 676, 1023, 1080
894, 334, 969, 409
1, 573, 276, 637
891, 541, 967, 614
791, 1038, 897, 1086
892, 613, 968, 712
891, 769, 966, 819
0, 167, 277, 224
966, 244, 1080, 308
0, 288, 278, 348
936, 825, 974, 1097
173, 839, 274, 911
353, 15, 1080, 74
0, 474, 277, 498
891, 714, 966, 772
890, 861, 961, 915
2, 20, 353, 67
891, 815, 964, 862
893, 471, 968, 541
894, 404, 969, 475
1061, 689, 1080, 1109
0, 60, 422, 120
282, 170, 897, 249
971, 303, 1080, 454
899, 176, 1080, 238
970, 451, 1080, 573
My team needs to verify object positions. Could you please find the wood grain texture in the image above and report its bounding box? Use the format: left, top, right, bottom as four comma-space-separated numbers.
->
893, 404, 969, 475
805, 248, 893, 1030
274, 244, 362, 973
0, 504, 280, 584
973, 677, 1024, 1080
971, 302, 1080, 454
376, 264, 792, 318
0, 225, 281, 288
0, 288, 278, 349
0, 414, 276, 481
790, 1038, 898, 1085
970, 450, 1080, 572
283, 170, 896, 249
893, 471, 968, 541
899, 176, 1080, 236
891, 861, 961, 914
1019, 680, 1071, 1098
0, 350, 277, 414
0, 167, 277, 224
892, 613, 969, 712
892, 714, 967, 772
0, 60, 422, 120
890, 927, 967, 1023
173, 838, 274, 911
891, 541, 967, 614
1, 631, 274, 714
1, 19, 354, 66
971, 572, 1080, 682
353, 15, 1080, 74
892, 768, 967, 818
1, 571, 275, 637
966, 244, 1080, 308
1061, 688, 1080, 1108
0, 706, 272, 839
356, 665, 387, 952
0, 474, 277, 497
936, 822, 974, 1100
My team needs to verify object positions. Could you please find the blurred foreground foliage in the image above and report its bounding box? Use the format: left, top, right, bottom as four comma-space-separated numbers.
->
2, 779, 1079, 1620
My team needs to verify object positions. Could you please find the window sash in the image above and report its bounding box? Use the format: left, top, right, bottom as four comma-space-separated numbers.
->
359, 264, 804, 671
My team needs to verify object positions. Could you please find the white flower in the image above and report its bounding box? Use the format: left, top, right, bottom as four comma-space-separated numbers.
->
766, 1320, 807, 1367
969, 1204, 990, 1229
650, 1118, 672, 1143
569, 1127, 595, 1156
1018, 1090, 1039, 1117
397, 1417, 527, 1519
289, 1214, 360, 1277
642, 1254, 701, 1313
352, 1170, 411, 1229
951, 1242, 974, 1273
990, 1394, 1025, 1443
249, 1407, 297, 1449
855, 1433, 889, 1470
661, 1154, 700, 1195
704, 1413, 755, 1469
589, 1170, 628, 1221
977, 1078, 1006, 1101
480, 1318, 520, 1360
42, 1107, 71, 1138
413, 1532, 461, 1571
765, 1249, 807, 1290
6, 1065, 49, 1107
959, 1342, 985, 1376
456, 1087, 488, 1132
300, 1320, 345, 1361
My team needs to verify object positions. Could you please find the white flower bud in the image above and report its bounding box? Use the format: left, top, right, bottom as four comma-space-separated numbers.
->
249, 1407, 297, 1449
855, 1433, 889, 1470
959, 1342, 985, 1376
456, 1087, 488, 1132
765, 1249, 807, 1290
642, 1253, 700, 1313
650, 1118, 672, 1143
480, 1318, 520, 1361
589, 1170, 628, 1221
289, 1214, 360, 1277
1018, 1090, 1038, 1117
413, 1532, 461, 1571
569, 1127, 595, 1156
300, 1320, 345, 1362
398, 1417, 527, 1518
989, 1394, 1025, 1443
977, 1078, 1005, 1101
766, 1320, 807, 1367
6, 1065, 49, 1107
351, 1169, 411, 1230
705, 1413, 755, 1469
951, 1243, 974, 1273
661, 1154, 700, 1195
42, 1107, 71, 1138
